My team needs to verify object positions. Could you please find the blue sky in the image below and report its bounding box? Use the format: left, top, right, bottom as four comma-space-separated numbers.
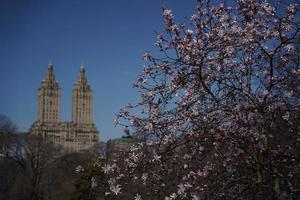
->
0, 0, 198, 141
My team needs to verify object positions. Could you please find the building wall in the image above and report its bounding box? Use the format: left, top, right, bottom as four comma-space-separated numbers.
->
30, 122, 99, 152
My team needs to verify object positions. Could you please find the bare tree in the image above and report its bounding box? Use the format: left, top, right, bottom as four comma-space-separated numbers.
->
0, 114, 18, 158
1, 130, 62, 200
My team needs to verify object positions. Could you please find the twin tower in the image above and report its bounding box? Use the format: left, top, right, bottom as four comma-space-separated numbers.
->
30, 63, 99, 152
38, 63, 93, 124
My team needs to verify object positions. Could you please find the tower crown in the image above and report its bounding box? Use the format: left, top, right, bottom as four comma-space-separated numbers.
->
41, 63, 60, 88
46, 64, 54, 80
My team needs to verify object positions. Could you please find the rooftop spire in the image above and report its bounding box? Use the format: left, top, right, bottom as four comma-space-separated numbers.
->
46, 64, 55, 81
77, 64, 87, 84
47, 58, 54, 73
80, 63, 85, 73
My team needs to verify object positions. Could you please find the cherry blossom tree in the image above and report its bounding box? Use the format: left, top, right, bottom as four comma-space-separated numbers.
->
106, 0, 300, 199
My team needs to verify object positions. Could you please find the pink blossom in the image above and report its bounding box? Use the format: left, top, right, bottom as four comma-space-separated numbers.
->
163, 9, 173, 20
143, 52, 152, 61
134, 194, 142, 200
186, 29, 193, 35
282, 112, 289, 121
145, 122, 153, 132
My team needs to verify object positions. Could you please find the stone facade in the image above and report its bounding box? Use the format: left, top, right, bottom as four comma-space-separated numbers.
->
30, 64, 100, 152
